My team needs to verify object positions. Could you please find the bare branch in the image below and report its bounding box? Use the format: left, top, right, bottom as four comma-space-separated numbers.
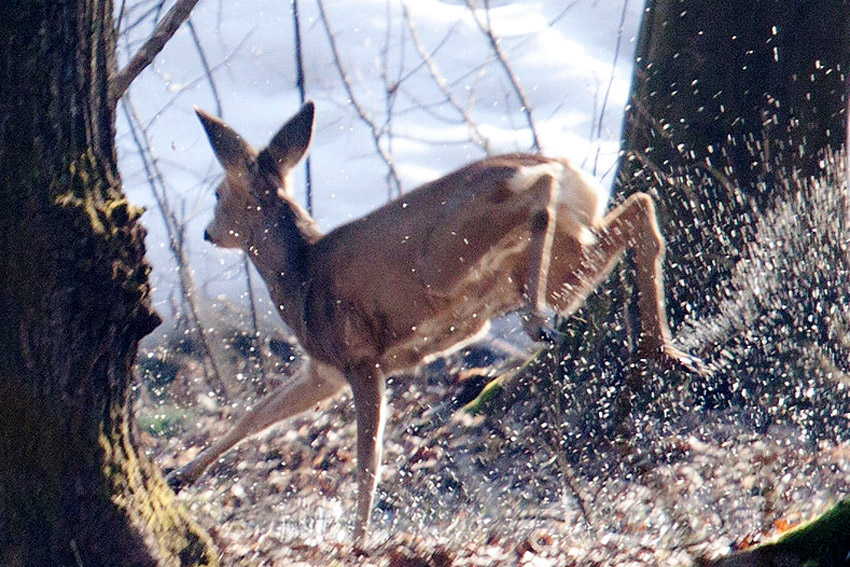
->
122, 94, 230, 399
117, 0, 169, 38
291, 0, 314, 213
316, 0, 405, 196
187, 17, 222, 116
138, 30, 254, 128
402, 1, 493, 154
463, 0, 541, 152
115, 0, 129, 36
109, 0, 202, 106
591, 0, 630, 176
241, 257, 266, 392
379, 1, 405, 200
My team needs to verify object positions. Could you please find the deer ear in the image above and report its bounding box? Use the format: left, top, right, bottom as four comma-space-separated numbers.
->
260, 101, 315, 176
195, 108, 256, 170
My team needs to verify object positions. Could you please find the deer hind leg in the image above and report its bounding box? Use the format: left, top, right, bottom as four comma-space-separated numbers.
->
167, 360, 346, 491
547, 192, 702, 371
348, 364, 387, 548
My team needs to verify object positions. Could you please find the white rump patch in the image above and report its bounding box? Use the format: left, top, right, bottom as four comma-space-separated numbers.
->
507, 162, 566, 194
509, 160, 610, 246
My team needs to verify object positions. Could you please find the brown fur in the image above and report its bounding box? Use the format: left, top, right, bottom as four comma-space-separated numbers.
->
168, 102, 702, 546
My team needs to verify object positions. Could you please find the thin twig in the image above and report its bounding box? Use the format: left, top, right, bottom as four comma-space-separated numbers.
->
242, 258, 266, 391
380, 0, 403, 199
122, 94, 230, 399
136, 30, 255, 131
316, 0, 405, 196
69, 539, 84, 567
395, 21, 458, 86
548, 0, 582, 27
464, 0, 541, 152
115, 0, 128, 36
291, 0, 314, 213
591, 0, 629, 176
109, 0, 203, 106
401, 1, 492, 154
187, 17, 223, 116
538, 373, 595, 528
118, 1, 167, 38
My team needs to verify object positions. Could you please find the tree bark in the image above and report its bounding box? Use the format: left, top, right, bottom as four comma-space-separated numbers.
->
621, 0, 849, 197
0, 2, 216, 566
615, 2, 850, 563
616, 0, 850, 320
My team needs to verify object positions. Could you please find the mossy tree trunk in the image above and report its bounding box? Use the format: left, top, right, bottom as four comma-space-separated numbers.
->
0, 2, 216, 566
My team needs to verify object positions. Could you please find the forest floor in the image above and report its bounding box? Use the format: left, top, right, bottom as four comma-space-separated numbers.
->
138, 344, 850, 567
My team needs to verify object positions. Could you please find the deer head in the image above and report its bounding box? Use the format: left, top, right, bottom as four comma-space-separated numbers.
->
195, 102, 316, 251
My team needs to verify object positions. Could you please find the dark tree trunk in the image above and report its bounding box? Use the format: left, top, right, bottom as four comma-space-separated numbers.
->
614, 3, 850, 563
0, 2, 216, 566
516, 0, 850, 484
616, 0, 850, 320
621, 0, 849, 195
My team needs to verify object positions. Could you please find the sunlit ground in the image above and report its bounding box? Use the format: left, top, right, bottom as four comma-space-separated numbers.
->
137, 159, 850, 566
139, 355, 850, 566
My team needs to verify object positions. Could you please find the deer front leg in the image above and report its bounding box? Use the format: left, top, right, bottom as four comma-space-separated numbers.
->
167, 360, 346, 491
548, 192, 704, 373
348, 364, 387, 548
523, 173, 559, 340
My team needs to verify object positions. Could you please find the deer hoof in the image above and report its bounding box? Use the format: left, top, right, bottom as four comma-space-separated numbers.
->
522, 312, 563, 343
165, 469, 188, 493
659, 344, 710, 376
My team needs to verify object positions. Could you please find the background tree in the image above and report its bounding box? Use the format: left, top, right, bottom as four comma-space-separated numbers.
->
618, 0, 850, 320
0, 1, 216, 565
546, 0, 850, 401
613, 0, 850, 404
614, 2, 850, 564
476, 0, 850, 530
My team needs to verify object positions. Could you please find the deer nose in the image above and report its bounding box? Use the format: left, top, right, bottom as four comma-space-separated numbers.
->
203, 230, 212, 242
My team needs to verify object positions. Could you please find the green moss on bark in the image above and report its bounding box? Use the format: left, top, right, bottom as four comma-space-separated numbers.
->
701, 499, 850, 567
0, 1, 218, 565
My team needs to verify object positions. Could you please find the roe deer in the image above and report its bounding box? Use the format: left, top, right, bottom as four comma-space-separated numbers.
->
167, 101, 702, 545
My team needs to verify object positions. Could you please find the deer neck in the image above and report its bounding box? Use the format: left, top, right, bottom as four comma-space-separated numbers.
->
244, 198, 322, 329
